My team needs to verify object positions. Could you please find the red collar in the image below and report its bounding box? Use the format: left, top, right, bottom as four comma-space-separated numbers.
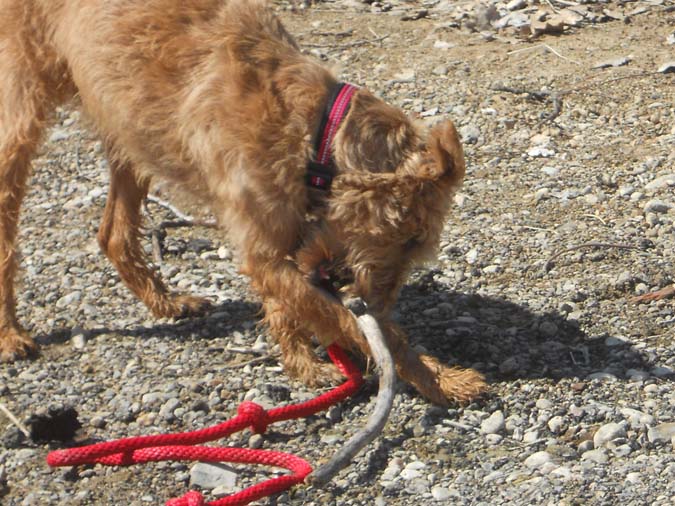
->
306, 83, 358, 191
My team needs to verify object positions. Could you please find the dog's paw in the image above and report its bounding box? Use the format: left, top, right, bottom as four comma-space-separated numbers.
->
435, 365, 486, 404
416, 354, 486, 406
152, 294, 213, 319
0, 327, 37, 362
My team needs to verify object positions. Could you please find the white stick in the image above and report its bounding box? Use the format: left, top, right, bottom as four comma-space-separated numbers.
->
0, 401, 30, 439
309, 313, 397, 486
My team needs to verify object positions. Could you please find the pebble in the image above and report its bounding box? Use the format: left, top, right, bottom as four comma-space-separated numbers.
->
593, 422, 627, 448
581, 448, 609, 464
524, 451, 553, 469
480, 410, 505, 435
647, 423, 675, 444
431, 486, 454, 501
643, 199, 672, 214
189, 463, 237, 490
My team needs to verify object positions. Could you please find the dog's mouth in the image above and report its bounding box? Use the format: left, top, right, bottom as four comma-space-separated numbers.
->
311, 261, 355, 301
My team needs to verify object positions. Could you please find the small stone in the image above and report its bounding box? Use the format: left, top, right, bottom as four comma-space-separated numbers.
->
593, 57, 630, 69
393, 69, 416, 83
593, 422, 626, 448
433, 40, 454, 49
71, 332, 87, 350
485, 433, 503, 445
465, 248, 479, 265
217, 246, 232, 260
578, 440, 594, 453
459, 124, 480, 144
523, 430, 540, 444
506, 0, 526, 10
524, 451, 553, 469
647, 422, 675, 443
651, 366, 674, 377
625, 472, 642, 484
587, 372, 618, 381
432, 65, 449, 76
527, 146, 555, 158
625, 369, 650, 381
480, 410, 505, 435
645, 173, 675, 191
547, 416, 566, 434
431, 486, 453, 501
581, 448, 609, 464
248, 434, 264, 449
657, 61, 675, 73
620, 407, 654, 429
610, 444, 632, 457
643, 199, 672, 214
189, 463, 238, 490
536, 398, 553, 410
541, 166, 559, 177
49, 129, 70, 142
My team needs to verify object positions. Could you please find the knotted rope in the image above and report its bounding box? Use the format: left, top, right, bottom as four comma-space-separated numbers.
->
47, 344, 363, 506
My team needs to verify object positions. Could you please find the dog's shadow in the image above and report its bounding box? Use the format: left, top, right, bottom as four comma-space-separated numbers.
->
36, 299, 262, 346
39, 271, 655, 383
396, 271, 655, 384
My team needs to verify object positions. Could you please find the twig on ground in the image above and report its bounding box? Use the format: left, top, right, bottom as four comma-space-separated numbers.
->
303, 34, 389, 49
493, 83, 563, 123
631, 284, 675, 304
309, 312, 397, 486
0, 401, 30, 439
544, 241, 644, 272
220, 354, 280, 370
507, 44, 581, 66
582, 214, 608, 226
496, 61, 660, 125
310, 29, 354, 38
143, 194, 218, 263
146, 194, 218, 228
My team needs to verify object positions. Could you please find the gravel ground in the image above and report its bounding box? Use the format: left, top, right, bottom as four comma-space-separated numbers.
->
1, 1, 674, 505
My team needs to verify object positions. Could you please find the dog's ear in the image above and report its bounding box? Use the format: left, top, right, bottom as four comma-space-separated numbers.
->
333, 89, 417, 174
415, 120, 465, 187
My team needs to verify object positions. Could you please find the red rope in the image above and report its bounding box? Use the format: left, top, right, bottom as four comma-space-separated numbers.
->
47, 345, 362, 506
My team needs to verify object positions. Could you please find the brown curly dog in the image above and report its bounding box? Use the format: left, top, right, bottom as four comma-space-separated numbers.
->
0, 0, 485, 405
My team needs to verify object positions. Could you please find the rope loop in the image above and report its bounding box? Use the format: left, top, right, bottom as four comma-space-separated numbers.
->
237, 401, 270, 434
166, 490, 205, 506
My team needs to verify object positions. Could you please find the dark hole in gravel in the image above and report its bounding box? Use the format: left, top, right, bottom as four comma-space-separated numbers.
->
27, 406, 81, 443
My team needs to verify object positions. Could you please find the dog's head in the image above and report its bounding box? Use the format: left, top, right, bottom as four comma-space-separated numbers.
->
297, 89, 465, 316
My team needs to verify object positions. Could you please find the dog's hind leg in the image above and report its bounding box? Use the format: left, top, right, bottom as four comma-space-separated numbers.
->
97, 156, 212, 319
0, 32, 67, 360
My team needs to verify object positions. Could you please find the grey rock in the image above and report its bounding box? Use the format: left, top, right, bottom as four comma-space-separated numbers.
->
647, 423, 675, 443
594, 422, 627, 448
481, 410, 505, 435
581, 448, 609, 464
645, 173, 675, 191
593, 57, 631, 69
657, 61, 675, 73
524, 451, 553, 469
643, 199, 673, 214
189, 463, 238, 490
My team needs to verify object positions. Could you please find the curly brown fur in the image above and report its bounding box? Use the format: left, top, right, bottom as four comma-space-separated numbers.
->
0, 0, 485, 404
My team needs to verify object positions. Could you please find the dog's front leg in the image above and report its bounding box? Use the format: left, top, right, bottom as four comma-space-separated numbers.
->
246, 256, 371, 372
381, 321, 486, 405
